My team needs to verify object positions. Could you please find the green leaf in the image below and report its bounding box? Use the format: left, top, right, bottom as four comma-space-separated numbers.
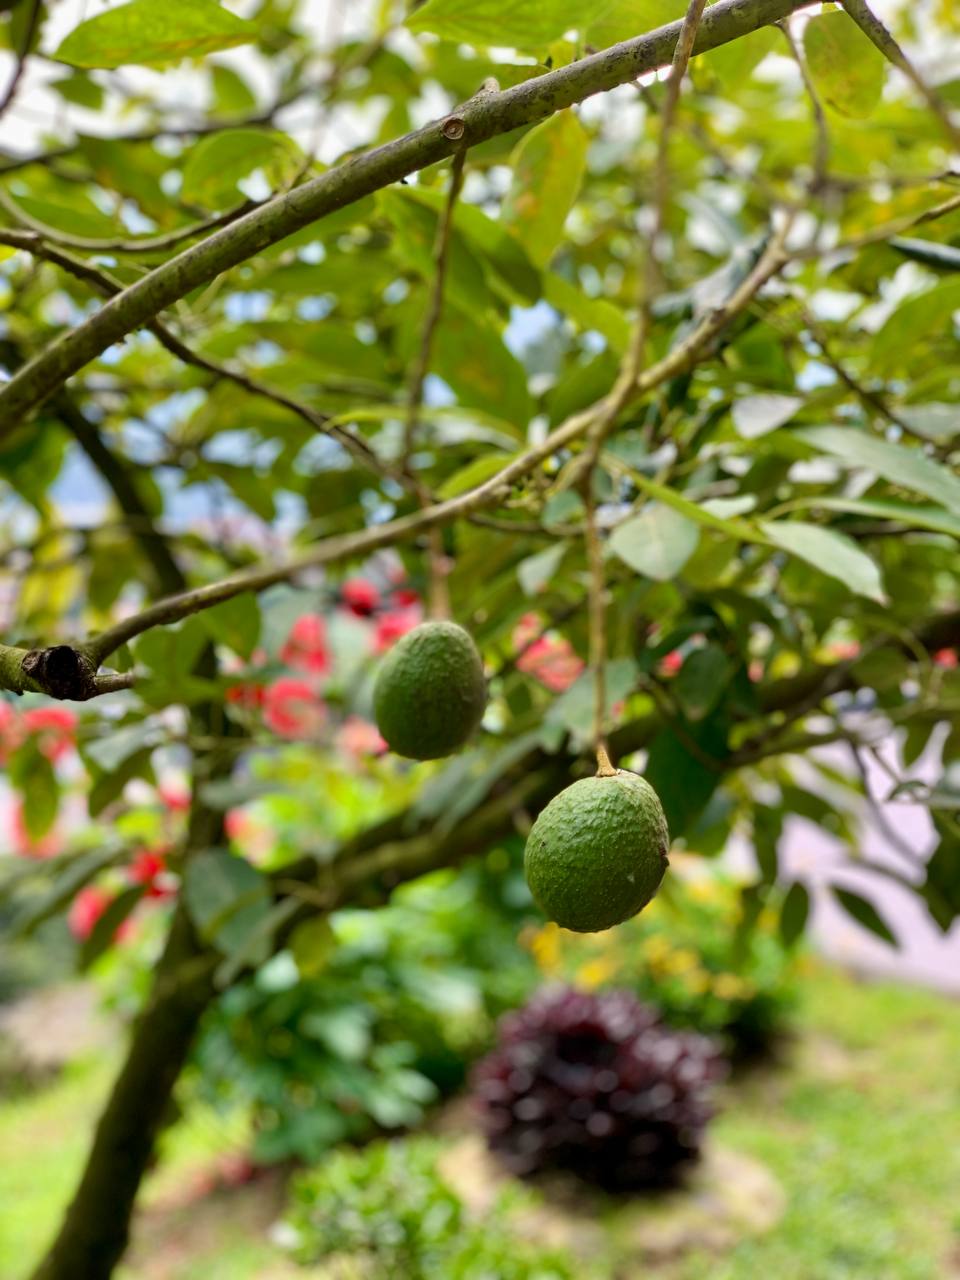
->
183, 849, 273, 963
200, 592, 260, 660
832, 886, 897, 946
759, 520, 886, 603
731, 393, 803, 438
672, 646, 731, 722
543, 273, 630, 353
79, 885, 146, 971
796, 426, 960, 516
585, 1, 684, 47
14, 749, 59, 840
210, 62, 257, 114
11, 847, 123, 939
502, 111, 587, 269
803, 11, 886, 118
644, 716, 726, 837
290, 917, 337, 978
922, 824, 960, 932
890, 237, 960, 273
407, 0, 593, 47
893, 404, 960, 442
544, 659, 637, 742
871, 278, 960, 366
83, 721, 159, 773
517, 543, 566, 596
403, 186, 540, 305
609, 504, 701, 581
796, 496, 960, 538
429, 306, 534, 427
379, 188, 493, 316
181, 129, 302, 207
55, 0, 258, 69
780, 882, 810, 948
51, 72, 105, 110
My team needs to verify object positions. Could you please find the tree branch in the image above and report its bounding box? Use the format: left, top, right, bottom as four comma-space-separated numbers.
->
0, 0, 810, 439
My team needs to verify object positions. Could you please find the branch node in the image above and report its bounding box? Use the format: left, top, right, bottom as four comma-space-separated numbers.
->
441, 115, 466, 140
21, 645, 100, 701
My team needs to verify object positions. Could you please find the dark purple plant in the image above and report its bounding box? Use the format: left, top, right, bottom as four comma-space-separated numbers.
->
472, 986, 726, 1189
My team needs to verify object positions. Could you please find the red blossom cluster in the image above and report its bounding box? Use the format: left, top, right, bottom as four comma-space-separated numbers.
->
0, 702, 78, 764
513, 613, 584, 693
226, 574, 422, 744
67, 847, 175, 942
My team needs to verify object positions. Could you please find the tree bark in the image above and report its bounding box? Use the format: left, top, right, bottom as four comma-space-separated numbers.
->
30, 908, 216, 1280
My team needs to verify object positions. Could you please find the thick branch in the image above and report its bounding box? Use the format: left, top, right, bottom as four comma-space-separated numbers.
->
0, 0, 809, 438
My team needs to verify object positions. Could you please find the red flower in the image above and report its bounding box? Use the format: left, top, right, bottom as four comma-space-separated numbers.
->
337, 715, 387, 759
374, 606, 423, 653
341, 578, 381, 617
68, 886, 110, 941
10, 800, 59, 858
159, 782, 191, 813
392, 588, 420, 609
68, 885, 136, 943
22, 706, 77, 761
128, 848, 176, 899
517, 636, 585, 693
263, 677, 327, 738
281, 614, 330, 675
227, 680, 265, 709
657, 649, 684, 677
825, 641, 861, 661
934, 648, 958, 670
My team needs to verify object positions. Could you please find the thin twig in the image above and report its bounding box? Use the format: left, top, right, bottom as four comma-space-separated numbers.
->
0, 187, 258, 254
777, 20, 830, 192
0, 0, 42, 124
582, 479, 614, 773
402, 149, 467, 618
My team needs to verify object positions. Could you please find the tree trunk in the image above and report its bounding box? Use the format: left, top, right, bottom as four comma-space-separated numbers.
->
30, 908, 215, 1280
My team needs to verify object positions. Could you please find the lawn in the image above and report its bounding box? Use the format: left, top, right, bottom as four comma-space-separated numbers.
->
1, 966, 958, 1279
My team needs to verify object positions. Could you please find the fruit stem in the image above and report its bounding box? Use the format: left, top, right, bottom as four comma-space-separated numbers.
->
427, 525, 451, 620
402, 148, 466, 625
581, 471, 612, 772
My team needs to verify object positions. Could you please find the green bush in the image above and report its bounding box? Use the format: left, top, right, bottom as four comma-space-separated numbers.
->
283, 1135, 581, 1279
191, 848, 541, 1162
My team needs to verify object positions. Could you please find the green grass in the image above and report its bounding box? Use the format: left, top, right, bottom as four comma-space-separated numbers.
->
1, 967, 958, 1279
673, 969, 960, 1280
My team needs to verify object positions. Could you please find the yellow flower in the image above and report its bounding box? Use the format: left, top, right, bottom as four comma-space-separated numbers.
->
664, 947, 699, 975
530, 923, 563, 975
576, 957, 618, 990
712, 973, 754, 1000
681, 969, 711, 995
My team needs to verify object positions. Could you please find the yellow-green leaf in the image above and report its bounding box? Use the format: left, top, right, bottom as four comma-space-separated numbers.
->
803, 11, 886, 118
502, 111, 587, 269
55, 0, 258, 70
181, 129, 302, 207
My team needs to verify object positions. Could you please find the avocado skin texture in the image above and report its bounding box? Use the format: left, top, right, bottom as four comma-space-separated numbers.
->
524, 770, 669, 933
374, 620, 487, 760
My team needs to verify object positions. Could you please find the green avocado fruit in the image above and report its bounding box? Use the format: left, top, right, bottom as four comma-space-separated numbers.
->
373, 620, 487, 760
524, 770, 669, 933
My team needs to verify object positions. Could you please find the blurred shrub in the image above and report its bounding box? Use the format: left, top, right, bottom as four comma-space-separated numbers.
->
529, 863, 802, 1056
191, 849, 541, 1162
283, 1135, 580, 1279
473, 987, 725, 1189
